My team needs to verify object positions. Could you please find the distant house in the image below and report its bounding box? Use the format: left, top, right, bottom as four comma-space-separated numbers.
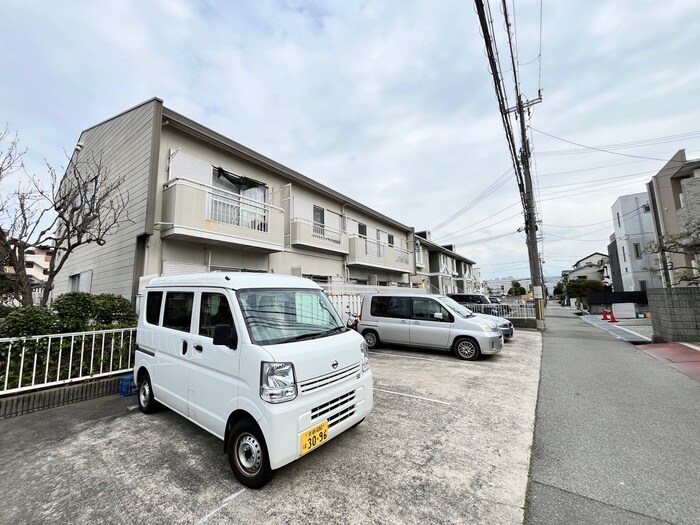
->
1, 244, 52, 305
412, 231, 476, 294
52, 98, 416, 302
566, 253, 610, 284
608, 193, 662, 292
646, 150, 700, 287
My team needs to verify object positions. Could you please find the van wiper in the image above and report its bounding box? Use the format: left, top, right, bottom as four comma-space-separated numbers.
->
284, 326, 346, 343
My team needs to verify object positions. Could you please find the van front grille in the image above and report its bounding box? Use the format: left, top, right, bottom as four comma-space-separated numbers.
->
311, 390, 356, 428
299, 363, 361, 394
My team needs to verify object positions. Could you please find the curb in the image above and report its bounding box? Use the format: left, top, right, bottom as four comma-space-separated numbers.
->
0, 376, 127, 419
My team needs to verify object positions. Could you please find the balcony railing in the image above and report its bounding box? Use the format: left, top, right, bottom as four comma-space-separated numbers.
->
161, 178, 284, 251
347, 235, 413, 273
290, 218, 349, 253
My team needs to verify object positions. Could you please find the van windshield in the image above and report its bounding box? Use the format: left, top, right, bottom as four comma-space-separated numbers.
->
441, 296, 474, 319
238, 288, 344, 346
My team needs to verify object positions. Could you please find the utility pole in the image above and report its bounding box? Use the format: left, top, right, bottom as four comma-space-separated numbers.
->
475, 0, 545, 327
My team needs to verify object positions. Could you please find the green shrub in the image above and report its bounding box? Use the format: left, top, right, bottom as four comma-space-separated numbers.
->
0, 304, 15, 319
52, 292, 97, 333
94, 294, 136, 325
0, 307, 57, 338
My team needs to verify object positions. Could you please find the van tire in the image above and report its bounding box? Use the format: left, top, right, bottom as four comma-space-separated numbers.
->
362, 330, 380, 349
137, 373, 159, 414
228, 419, 273, 489
453, 337, 480, 361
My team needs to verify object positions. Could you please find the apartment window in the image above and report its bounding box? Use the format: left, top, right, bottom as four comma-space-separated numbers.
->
617, 212, 621, 227
25, 261, 35, 268
639, 280, 647, 291
69, 270, 92, 292
633, 243, 642, 259
210, 167, 268, 231
313, 205, 325, 237
358, 223, 367, 238
622, 246, 626, 262
388, 234, 394, 247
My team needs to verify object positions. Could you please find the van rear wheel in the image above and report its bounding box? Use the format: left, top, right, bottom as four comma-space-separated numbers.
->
137, 373, 159, 414
228, 419, 273, 489
453, 337, 480, 361
362, 330, 380, 349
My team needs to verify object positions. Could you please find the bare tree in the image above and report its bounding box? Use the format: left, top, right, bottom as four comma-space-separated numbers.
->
647, 217, 700, 286
1, 129, 131, 306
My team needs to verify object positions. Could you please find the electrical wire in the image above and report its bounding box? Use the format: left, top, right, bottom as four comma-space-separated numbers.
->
536, 130, 700, 156
531, 127, 696, 161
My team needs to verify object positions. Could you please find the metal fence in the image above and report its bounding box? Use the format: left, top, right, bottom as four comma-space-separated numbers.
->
0, 328, 136, 397
456, 302, 536, 319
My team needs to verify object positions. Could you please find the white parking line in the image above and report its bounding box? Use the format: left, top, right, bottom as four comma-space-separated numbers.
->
375, 388, 450, 406
370, 351, 450, 363
197, 488, 246, 524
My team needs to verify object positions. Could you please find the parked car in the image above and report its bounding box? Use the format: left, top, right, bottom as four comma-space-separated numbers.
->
448, 293, 512, 316
356, 293, 503, 361
134, 272, 373, 488
473, 312, 513, 339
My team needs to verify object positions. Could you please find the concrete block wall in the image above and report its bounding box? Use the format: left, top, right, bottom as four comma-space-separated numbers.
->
647, 288, 700, 342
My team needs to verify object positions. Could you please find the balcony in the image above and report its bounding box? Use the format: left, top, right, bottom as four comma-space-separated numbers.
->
160, 178, 284, 251
347, 235, 413, 273
290, 218, 349, 254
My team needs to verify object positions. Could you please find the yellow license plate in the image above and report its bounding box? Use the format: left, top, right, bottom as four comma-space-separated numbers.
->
300, 421, 329, 456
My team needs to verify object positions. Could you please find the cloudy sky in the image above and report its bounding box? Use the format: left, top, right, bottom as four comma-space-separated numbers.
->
2, 0, 700, 281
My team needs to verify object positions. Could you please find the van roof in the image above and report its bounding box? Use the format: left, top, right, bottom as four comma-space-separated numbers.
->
145, 272, 322, 291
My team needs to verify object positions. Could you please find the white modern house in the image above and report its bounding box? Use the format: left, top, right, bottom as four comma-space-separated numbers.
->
411, 231, 476, 294
52, 98, 416, 302
609, 193, 662, 291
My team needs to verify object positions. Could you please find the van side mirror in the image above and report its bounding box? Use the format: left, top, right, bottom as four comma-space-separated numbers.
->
433, 312, 443, 321
213, 324, 238, 349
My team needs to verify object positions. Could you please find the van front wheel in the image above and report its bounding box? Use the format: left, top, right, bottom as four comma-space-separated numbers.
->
362, 330, 380, 349
453, 337, 480, 361
228, 419, 273, 489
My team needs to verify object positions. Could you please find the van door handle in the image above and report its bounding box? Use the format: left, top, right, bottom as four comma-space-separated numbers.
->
194, 344, 203, 352
182, 341, 188, 355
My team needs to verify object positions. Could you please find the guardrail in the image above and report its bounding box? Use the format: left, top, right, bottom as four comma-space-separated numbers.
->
0, 328, 136, 397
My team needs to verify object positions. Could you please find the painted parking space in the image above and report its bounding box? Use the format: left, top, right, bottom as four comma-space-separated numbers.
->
0, 331, 541, 525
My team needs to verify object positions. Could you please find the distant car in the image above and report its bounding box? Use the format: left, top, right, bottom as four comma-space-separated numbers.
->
473, 312, 513, 339
449, 293, 512, 316
488, 296, 502, 304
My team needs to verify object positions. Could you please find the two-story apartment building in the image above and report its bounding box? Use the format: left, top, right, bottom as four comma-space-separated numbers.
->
411, 231, 476, 294
52, 98, 415, 301
646, 149, 700, 287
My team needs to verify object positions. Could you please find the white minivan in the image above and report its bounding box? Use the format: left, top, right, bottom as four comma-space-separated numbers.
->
356, 293, 503, 360
134, 272, 373, 488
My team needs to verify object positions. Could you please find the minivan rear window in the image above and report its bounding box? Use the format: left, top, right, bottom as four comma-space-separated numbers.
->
370, 296, 411, 318
145, 291, 163, 325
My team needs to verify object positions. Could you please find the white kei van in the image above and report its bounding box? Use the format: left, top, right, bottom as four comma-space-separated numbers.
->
134, 272, 372, 488
356, 293, 503, 360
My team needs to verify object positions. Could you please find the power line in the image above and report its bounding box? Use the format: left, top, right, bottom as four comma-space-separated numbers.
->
535, 130, 700, 156
531, 127, 686, 161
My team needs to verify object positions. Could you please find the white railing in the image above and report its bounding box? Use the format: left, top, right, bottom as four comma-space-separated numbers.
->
465, 303, 536, 319
0, 328, 136, 396
294, 218, 344, 245
395, 247, 410, 264
208, 189, 269, 232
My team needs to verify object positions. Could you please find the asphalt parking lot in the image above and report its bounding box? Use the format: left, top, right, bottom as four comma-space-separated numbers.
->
0, 331, 541, 525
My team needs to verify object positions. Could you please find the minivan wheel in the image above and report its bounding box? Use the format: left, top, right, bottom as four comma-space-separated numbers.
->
228, 419, 273, 489
362, 330, 380, 349
137, 373, 159, 414
453, 337, 481, 361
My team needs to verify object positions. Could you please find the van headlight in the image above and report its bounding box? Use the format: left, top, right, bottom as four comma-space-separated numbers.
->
260, 362, 297, 403
361, 341, 370, 372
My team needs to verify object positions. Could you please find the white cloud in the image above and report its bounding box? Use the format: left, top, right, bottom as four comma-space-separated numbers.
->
1, 0, 700, 280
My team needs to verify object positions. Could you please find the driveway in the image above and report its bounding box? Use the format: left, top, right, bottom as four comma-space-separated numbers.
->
0, 331, 541, 525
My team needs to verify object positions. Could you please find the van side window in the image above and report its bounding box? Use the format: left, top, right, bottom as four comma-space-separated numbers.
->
199, 293, 233, 337
370, 296, 411, 318
163, 292, 194, 332
145, 291, 163, 325
412, 298, 450, 321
